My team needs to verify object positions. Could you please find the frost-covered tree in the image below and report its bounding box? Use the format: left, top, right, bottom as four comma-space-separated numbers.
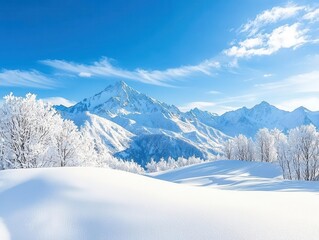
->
146, 156, 205, 173
79, 126, 101, 167
233, 134, 254, 161
255, 128, 277, 162
55, 119, 84, 167
0, 94, 62, 169
272, 129, 292, 179
288, 125, 319, 181
146, 158, 158, 173
0, 93, 102, 169
222, 139, 234, 160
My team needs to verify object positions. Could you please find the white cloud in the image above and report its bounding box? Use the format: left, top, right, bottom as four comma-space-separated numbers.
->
78, 72, 92, 77
267, 23, 308, 50
0, 69, 54, 88
256, 70, 319, 93
239, 37, 263, 48
207, 90, 221, 95
41, 57, 220, 87
241, 4, 305, 35
303, 8, 319, 22
276, 97, 319, 112
0, 218, 10, 240
179, 101, 216, 111
226, 23, 308, 57
41, 97, 76, 107
263, 73, 272, 77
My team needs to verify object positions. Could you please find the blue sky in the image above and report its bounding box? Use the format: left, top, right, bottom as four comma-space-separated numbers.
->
0, 0, 319, 114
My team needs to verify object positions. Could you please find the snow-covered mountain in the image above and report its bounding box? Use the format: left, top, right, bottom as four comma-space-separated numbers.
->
58, 81, 319, 162
59, 81, 229, 165
185, 101, 319, 137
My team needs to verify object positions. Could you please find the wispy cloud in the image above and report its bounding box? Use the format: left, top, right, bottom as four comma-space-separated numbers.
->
303, 8, 319, 22
0, 69, 54, 88
179, 101, 217, 112
41, 97, 76, 107
276, 96, 319, 112
226, 23, 308, 57
41, 57, 220, 87
255, 70, 319, 93
263, 73, 272, 78
240, 4, 305, 36
207, 90, 221, 95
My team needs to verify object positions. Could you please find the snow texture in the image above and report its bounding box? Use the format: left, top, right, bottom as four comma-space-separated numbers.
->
1, 160, 319, 240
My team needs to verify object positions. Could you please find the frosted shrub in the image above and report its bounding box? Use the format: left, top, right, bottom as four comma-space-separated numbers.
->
146, 156, 205, 173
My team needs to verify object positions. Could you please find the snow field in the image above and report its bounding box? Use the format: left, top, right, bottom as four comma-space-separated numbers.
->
1, 161, 319, 240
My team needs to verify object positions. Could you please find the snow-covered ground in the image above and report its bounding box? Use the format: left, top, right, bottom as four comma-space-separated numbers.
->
153, 160, 319, 191
1, 161, 319, 240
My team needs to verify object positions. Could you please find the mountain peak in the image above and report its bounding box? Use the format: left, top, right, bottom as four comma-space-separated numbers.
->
103, 80, 134, 94
255, 101, 271, 108
293, 106, 310, 113
65, 80, 181, 116
114, 80, 129, 89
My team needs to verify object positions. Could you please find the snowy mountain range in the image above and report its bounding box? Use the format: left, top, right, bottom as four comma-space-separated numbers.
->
57, 81, 319, 164
190, 101, 319, 137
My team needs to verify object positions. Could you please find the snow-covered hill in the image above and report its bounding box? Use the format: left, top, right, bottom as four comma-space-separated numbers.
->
59, 81, 229, 164
1, 162, 319, 240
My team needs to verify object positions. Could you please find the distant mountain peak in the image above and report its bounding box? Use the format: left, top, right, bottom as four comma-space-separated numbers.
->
257, 101, 271, 107
293, 106, 310, 112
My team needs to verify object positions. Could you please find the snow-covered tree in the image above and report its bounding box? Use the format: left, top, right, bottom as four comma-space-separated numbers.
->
255, 128, 277, 162
288, 125, 319, 181
146, 156, 205, 173
0, 94, 62, 169
146, 158, 158, 173
233, 134, 254, 161
54, 119, 84, 167
222, 139, 234, 160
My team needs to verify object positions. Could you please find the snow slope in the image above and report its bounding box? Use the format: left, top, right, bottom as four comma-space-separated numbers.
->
1, 163, 319, 240
153, 160, 319, 191
75, 112, 134, 153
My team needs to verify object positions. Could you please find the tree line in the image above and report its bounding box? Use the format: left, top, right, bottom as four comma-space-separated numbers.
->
222, 126, 319, 181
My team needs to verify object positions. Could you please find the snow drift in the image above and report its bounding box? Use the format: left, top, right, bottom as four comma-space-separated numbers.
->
1, 160, 319, 240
